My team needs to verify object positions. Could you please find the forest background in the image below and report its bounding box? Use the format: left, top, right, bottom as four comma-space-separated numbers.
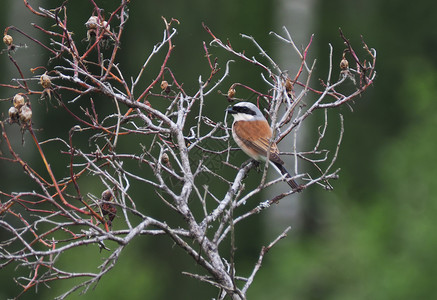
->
1, 0, 436, 299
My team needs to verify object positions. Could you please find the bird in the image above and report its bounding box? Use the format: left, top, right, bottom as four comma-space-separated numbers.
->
226, 102, 300, 190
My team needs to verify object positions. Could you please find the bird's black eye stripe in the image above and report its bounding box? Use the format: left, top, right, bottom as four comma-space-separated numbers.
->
232, 106, 256, 115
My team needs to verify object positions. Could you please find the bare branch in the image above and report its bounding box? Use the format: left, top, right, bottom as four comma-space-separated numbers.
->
0, 2, 375, 299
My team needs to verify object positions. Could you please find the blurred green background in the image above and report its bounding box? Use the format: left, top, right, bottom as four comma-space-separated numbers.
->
1, 0, 437, 299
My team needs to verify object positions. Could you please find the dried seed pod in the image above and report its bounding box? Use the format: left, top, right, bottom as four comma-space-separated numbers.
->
85, 16, 99, 29
3, 34, 13, 46
160, 80, 171, 94
161, 80, 169, 90
227, 86, 236, 99
13, 94, 25, 109
19, 103, 32, 124
340, 57, 349, 70
101, 20, 110, 32
161, 153, 170, 165
40, 73, 51, 89
8, 106, 19, 122
101, 189, 113, 202
100, 189, 117, 227
285, 77, 293, 93
85, 16, 110, 32
102, 202, 117, 226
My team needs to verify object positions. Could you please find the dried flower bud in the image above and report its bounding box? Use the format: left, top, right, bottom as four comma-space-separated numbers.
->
40, 73, 51, 89
3, 34, 13, 46
19, 103, 32, 124
8, 106, 19, 122
227, 86, 236, 99
13, 94, 25, 109
340, 57, 349, 70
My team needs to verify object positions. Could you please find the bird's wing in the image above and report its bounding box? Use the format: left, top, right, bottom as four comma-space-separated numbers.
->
244, 137, 283, 164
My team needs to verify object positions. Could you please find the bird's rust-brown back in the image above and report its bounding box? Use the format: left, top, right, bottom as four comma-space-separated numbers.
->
233, 120, 283, 164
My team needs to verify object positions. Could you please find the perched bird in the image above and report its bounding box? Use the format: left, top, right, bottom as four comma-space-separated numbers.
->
226, 102, 299, 190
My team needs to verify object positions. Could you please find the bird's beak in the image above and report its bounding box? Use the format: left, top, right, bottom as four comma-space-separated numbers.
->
225, 106, 235, 114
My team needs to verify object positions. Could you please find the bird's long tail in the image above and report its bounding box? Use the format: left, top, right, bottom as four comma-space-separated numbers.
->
270, 161, 300, 191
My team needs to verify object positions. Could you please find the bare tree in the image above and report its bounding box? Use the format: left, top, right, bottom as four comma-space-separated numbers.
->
0, 1, 376, 299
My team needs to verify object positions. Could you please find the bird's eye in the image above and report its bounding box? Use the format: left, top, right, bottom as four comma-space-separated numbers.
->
234, 106, 256, 115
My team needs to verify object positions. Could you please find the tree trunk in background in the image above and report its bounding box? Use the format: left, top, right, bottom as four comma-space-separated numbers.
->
266, 0, 316, 232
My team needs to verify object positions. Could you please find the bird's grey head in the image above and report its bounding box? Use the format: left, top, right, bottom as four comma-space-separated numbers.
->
226, 102, 265, 121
